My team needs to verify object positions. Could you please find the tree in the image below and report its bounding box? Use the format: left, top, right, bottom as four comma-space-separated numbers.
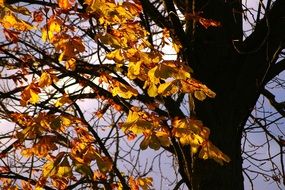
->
0, 0, 285, 189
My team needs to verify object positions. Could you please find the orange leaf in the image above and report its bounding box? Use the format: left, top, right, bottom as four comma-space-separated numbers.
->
199, 18, 221, 29
58, 0, 73, 10
21, 83, 41, 106
38, 72, 53, 87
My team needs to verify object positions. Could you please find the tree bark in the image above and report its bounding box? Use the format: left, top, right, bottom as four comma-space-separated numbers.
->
188, 0, 285, 189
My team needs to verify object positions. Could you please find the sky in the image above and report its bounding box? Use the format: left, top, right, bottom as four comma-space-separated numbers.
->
1, 0, 284, 189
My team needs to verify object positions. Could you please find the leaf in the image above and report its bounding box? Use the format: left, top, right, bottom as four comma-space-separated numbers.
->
58, 0, 73, 10
42, 160, 57, 178
147, 83, 158, 97
111, 82, 138, 99
38, 72, 53, 87
199, 18, 221, 29
50, 117, 62, 130
3, 29, 20, 42
65, 58, 76, 71
6, 4, 30, 15
75, 163, 93, 177
0, 0, 4, 7
32, 11, 44, 22
96, 156, 113, 174
42, 17, 62, 41
138, 177, 153, 190
157, 80, 179, 96
96, 33, 126, 48
1, 11, 33, 31
106, 49, 124, 63
155, 131, 171, 147
57, 156, 72, 177
55, 94, 72, 107
21, 83, 41, 106
128, 61, 142, 80
121, 110, 152, 135
194, 90, 207, 101
129, 176, 139, 190
199, 141, 230, 165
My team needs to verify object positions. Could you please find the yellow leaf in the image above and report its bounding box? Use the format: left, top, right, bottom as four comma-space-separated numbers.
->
157, 80, 179, 96
194, 90, 207, 101
61, 116, 71, 126
58, 0, 72, 10
57, 157, 72, 177
127, 61, 142, 80
42, 161, 57, 178
112, 82, 138, 99
106, 49, 124, 63
155, 131, 171, 147
55, 94, 72, 107
172, 40, 182, 53
199, 142, 230, 165
65, 58, 76, 70
97, 33, 126, 48
147, 83, 158, 97
1, 11, 33, 31
138, 177, 153, 190
21, 83, 41, 106
38, 72, 52, 88
122, 110, 152, 135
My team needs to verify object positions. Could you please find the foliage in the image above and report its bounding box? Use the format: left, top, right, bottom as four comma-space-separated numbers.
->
0, 0, 229, 189
1, 0, 285, 190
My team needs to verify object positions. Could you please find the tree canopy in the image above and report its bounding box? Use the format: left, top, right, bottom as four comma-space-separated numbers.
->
1, 0, 285, 190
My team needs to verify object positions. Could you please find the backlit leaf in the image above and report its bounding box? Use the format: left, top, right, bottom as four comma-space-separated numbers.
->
55, 94, 72, 107
111, 82, 138, 99
57, 156, 72, 177
38, 72, 53, 87
58, 0, 73, 10
21, 83, 41, 106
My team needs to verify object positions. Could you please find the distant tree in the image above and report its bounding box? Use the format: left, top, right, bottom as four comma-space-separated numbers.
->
0, 0, 285, 190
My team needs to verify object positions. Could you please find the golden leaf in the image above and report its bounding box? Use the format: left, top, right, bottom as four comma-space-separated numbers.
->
199, 142, 230, 165
38, 72, 53, 88
106, 49, 124, 63
65, 58, 76, 70
21, 83, 41, 106
147, 83, 158, 97
111, 82, 138, 99
0, 0, 4, 7
55, 94, 72, 107
58, 0, 73, 10
1, 11, 33, 31
57, 157, 72, 177
194, 90, 207, 101
138, 177, 153, 190
157, 80, 179, 96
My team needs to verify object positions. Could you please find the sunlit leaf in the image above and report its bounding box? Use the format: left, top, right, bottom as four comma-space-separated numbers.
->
194, 90, 207, 101
21, 83, 41, 106
65, 58, 76, 71
0, 11, 33, 31
111, 82, 138, 99
38, 72, 53, 87
57, 156, 72, 177
58, 0, 73, 10
55, 94, 72, 107
138, 177, 153, 190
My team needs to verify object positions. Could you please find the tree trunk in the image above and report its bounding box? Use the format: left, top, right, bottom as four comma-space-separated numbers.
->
186, 0, 285, 189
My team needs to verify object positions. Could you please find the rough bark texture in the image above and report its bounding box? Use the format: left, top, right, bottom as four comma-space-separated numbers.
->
186, 0, 285, 190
